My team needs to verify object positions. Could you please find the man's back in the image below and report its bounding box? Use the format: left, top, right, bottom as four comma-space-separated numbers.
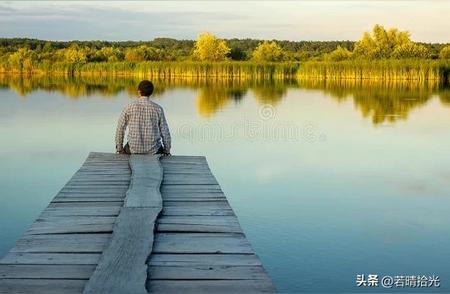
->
115, 96, 171, 154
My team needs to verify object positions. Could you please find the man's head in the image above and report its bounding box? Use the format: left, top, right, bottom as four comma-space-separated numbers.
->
138, 80, 154, 97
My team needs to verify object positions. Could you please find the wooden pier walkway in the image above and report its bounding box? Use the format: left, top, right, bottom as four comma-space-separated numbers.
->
0, 152, 275, 293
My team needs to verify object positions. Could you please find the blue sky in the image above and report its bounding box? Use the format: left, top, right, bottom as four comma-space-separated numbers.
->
0, 1, 449, 42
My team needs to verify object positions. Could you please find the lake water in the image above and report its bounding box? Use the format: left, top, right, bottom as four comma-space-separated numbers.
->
1, 76, 450, 292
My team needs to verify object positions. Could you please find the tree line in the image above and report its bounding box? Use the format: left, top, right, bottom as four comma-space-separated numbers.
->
1, 25, 449, 81
1, 25, 449, 64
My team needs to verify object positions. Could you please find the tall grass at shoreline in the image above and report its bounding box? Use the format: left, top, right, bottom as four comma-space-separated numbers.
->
297, 60, 450, 82
1, 60, 449, 82
0, 61, 300, 80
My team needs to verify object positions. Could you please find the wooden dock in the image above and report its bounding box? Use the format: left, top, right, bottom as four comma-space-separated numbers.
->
0, 152, 275, 293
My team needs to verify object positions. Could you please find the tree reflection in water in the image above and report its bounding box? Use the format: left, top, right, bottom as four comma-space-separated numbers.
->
0, 74, 448, 125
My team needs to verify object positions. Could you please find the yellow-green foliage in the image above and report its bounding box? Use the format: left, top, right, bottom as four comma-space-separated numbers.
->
62, 45, 87, 64
95, 47, 124, 62
353, 24, 429, 59
193, 33, 230, 62
0, 26, 449, 81
124, 45, 168, 62
252, 41, 284, 62
325, 46, 352, 61
7, 48, 35, 72
440, 46, 450, 59
392, 43, 430, 59
297, 59, 448, 82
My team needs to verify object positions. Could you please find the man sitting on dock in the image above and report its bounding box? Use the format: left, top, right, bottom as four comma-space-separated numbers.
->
115, 80, 171, 155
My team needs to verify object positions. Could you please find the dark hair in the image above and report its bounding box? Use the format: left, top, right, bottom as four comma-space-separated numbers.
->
138, 80, 154, 97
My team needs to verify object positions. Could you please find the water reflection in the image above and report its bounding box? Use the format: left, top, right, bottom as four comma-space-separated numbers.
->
298, 79, 447, 124
0, 75, 448, 124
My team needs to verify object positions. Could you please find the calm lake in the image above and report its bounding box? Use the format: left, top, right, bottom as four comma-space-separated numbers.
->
1, 76, 450, 292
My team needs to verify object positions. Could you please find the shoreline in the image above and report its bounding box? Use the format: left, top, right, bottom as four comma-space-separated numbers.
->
0, 60, 449, 82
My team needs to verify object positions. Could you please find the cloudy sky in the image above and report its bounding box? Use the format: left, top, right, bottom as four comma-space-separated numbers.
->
0, 1, 449, 42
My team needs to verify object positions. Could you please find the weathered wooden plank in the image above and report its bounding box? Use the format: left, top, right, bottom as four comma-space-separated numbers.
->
77, 168, 129, 172
82, 161, 128, 164
157, 216, 239, 224
161, 156, 207, 162
162, 172, 213, 176
11, 234, 110, 253
163, 172, 214, 177
162, 178, 218, 185
162, 207, 234, 216
0, 253, 101, 265
162, 191, 225, 196
55, 192, 125, 197
79, 164, 129, 168
65, 182, 129, 187
55, 193, 126, 199
84, 154, 164, 294
153, 233, 252, 254
161, 168, 211, 173
147, 280, 276, 293
161, 185, 222, 192
0, 264, 95, 279
52, 198, 123, 203
0, 279, 86, 294
83, 158, 128, 162
73, 172, 130, 176
160, 160, 208, 166
125, 155, 163, 208
163, 175, 217, 181
48, 202, 123, 208
66, 178, 130, 183
40, 208, 120, 217
58, 189, 127, 194
60, 186, 128, 191
148, 265, 269, 280
68, 178, 130, 183
161, 155, 206, 160
54, 194, 125, 200
163, 201, 230, 209
148, 254, 262, 267
162, 196, 226, 202
27, 216, 115, 234
87, 151, 129, 158
77, 168, 128, 172
157, 215, 242, 233
83, 208, 159, 294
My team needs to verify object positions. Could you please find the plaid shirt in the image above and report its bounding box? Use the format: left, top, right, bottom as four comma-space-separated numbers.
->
115, 97, 171, 154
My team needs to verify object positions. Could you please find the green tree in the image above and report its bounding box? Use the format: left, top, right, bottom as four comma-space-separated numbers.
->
124, 45, 165, 62
353, 24, 414, 59
439, 46, 450, 59
124, 46, 148, 62
95, 47, 124, 62
193, 33, 230, 62
8, 48, 36, 71
392, 43, 430, 58
325, 45, 353, 61
229, 47, 247, 60
252, 41, 284, 62
63, 45, 87, 64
